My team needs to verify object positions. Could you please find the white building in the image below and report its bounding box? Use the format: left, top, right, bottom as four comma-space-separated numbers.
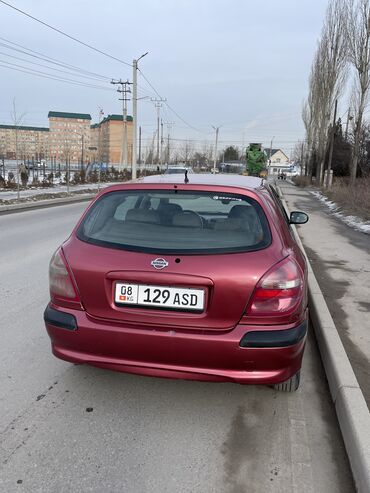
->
265, 148, 291, 176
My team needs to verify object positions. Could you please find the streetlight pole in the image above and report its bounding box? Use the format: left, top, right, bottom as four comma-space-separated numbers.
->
132, 52, 148, 180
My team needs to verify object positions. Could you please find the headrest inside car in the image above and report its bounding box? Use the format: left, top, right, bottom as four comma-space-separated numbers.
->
125, 209, 160, 224
172, 211, 203, 228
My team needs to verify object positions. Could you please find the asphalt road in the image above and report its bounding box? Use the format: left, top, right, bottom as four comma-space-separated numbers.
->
0, 203, 354, 492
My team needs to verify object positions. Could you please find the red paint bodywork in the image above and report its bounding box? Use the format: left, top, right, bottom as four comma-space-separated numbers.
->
45, 175, 308, 384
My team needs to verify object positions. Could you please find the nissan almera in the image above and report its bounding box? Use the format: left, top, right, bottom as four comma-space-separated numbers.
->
44, 174, 309, 391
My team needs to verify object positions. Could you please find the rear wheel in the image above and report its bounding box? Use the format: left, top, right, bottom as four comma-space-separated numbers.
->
273, 370, 300, 392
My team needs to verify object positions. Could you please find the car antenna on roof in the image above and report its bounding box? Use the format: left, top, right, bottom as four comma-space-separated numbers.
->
184, 170, 189, 184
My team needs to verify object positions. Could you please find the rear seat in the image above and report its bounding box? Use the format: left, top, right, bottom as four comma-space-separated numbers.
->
214, 205, 263, 242
157, 203, 183, 225
125, 209, 161, 225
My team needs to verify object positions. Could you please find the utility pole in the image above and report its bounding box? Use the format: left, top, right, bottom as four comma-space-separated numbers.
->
212, 125, 221, 173
111, 79, 132, 171
151, 97, 167, 165
160, 119, 164, 165
132, 60, 138, 178
97, 107, 104, 163
163, 121, 175, 166
269, 136, 275, 167
132, 53, 148, 180
326, 98, 338, 189
138, 125, 142, 165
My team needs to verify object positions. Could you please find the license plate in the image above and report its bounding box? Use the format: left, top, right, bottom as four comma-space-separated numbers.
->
114, 283, 205, 311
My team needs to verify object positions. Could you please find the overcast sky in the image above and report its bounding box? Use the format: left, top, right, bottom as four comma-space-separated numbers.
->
0, 0, 328, 155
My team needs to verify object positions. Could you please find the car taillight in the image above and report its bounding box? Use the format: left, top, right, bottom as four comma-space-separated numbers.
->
49, 248, 79, 301
246, 257, 303, 316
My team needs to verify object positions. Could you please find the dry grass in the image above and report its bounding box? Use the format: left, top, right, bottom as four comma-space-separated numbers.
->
291, 175, 312, 187
325, 177, 370, 221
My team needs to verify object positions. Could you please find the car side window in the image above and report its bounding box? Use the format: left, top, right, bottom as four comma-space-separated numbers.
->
269, 186, 290, 226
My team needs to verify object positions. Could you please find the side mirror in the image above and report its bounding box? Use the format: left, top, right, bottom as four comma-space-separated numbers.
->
289, 211, 309, 224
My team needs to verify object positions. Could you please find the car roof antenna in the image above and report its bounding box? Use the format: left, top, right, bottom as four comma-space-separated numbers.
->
184, 170, 189, 184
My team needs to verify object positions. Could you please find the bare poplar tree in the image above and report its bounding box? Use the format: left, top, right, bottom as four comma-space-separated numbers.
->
10, 98, 26, 200
180, 141, 194, 164
345, 0, 370, 183
302, 93, 317, 176
302, 0, 348, 184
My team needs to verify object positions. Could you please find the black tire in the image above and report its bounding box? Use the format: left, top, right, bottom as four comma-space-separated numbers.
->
273, 370, 300, 392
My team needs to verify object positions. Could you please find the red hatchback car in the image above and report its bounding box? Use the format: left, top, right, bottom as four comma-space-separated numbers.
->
44, 174, 309, 391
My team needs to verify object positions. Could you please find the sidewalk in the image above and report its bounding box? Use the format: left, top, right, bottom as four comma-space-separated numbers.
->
280, 181, 370, 408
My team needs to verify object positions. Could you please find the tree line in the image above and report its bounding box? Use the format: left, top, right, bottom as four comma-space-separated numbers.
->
302, 0, 370, 185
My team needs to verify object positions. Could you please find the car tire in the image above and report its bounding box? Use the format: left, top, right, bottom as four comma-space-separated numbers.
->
273, 371, 300, 392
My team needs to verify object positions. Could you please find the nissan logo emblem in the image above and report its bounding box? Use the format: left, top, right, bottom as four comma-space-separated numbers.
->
151, 258, 169, 270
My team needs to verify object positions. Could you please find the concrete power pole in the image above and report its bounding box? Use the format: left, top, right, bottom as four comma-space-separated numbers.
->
160, 119, 164, 165
132, 53, 148, 180
269, 136, 275, 168
111, 79, 132, 171
212, 125, 221, 173
138, 125, 142, 165
163, 121, 175, 166
132, 60, 138, 179
151, 98, 166, 165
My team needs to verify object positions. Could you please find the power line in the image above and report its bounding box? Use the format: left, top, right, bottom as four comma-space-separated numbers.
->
138, 69, 163, 99
0, 1, 211, 137
0, 50, 113, 83
0, 60, 115, 91
138, 68, 206, 134
0, 37, 112, 80
165, 100, 206, 134
0, 40, 155, 97
0, 0, 132, 67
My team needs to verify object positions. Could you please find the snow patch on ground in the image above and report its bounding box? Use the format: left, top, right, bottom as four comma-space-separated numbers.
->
310, 190, 370, 234
0, 182, 118, 200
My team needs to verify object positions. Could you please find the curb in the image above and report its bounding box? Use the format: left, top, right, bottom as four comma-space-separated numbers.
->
0, 193, 96, 215
278, 186, 370, 493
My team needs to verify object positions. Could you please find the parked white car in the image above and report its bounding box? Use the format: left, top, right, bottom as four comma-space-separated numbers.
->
164, 166, 194, 175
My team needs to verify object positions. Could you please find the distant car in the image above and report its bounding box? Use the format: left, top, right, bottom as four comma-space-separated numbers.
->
278, 172, 287, 180
164, 166, 193, 175
44, 174, 309, 391
25, 161, 43, 170
85, 162, 108, 177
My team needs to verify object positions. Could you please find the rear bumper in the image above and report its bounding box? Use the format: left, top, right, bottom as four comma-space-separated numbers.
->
44, 303, 307, 385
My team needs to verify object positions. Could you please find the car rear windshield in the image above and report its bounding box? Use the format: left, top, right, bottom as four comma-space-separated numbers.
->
77, 190, 271, 254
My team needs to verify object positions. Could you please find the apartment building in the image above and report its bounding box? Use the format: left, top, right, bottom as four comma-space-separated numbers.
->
0, 111, 133, 165
0, 124, 49, 160
48, 111, 91, 164
91, 114, 133, 164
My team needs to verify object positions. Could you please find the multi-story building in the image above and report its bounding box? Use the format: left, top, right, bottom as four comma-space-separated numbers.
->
0, 111, 133, 166
48, 111, 91, 164
0, 124, 49, 160
91, 114, 133, 164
